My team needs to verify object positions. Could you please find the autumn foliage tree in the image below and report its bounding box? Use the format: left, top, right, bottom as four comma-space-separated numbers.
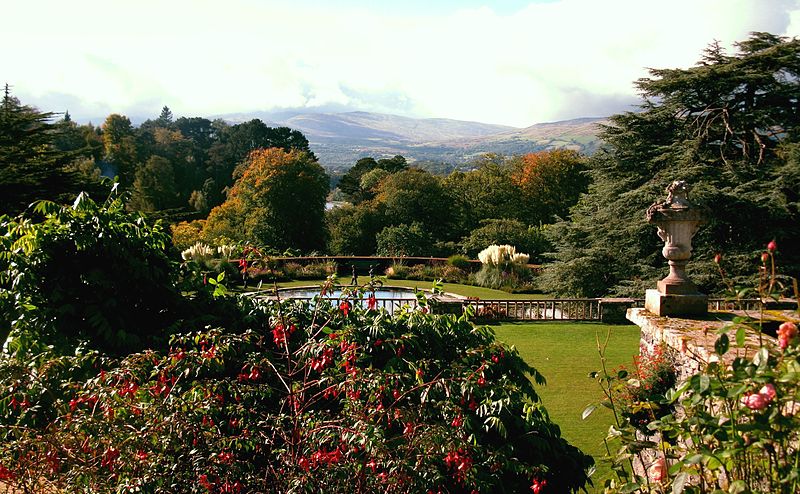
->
203, 148, 329, 252
510, 150, 590, 225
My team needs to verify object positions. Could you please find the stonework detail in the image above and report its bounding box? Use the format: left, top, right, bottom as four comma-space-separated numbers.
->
645, 180, 708, 316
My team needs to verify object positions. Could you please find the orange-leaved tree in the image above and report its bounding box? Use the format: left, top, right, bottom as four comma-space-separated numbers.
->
203, 148, 328, 252
510, 149, 589, 225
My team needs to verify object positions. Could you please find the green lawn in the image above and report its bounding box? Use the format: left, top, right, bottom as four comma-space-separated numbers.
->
492, 322, 641, 492
245, 276, 549, 300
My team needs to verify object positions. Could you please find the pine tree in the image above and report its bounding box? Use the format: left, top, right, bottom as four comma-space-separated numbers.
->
157, 105, 174, 127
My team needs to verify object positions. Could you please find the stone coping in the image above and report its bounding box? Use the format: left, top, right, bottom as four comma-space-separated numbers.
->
627, 307, 799, 378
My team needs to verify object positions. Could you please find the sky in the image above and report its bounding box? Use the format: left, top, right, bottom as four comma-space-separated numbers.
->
3, 0, 799, 127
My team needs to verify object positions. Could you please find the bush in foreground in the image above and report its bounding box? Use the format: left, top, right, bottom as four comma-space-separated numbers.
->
0, 291, 593, 493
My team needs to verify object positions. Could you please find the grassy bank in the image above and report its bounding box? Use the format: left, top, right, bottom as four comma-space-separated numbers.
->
492, 322, 641, 491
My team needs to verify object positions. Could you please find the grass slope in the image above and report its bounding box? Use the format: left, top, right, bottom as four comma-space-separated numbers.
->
492, 322, 641, 492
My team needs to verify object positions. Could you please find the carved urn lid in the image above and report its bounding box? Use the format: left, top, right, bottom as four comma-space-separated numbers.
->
646, 180, 705, 224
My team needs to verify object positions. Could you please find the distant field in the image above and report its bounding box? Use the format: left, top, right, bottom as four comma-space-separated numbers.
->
492, 322, 641, 492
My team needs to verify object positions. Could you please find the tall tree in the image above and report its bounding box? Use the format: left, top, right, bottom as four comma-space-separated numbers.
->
203, 148, 329, 252
207, 119, 313, 208
510, 149, 590, 225
442, 154, 518, 237
540, 33, 800, 297
0, 87, 98, 215
338, 155, 408, 204
375, 168, 453, 238
129, 155, 179, 212
101, 114, 138, 185
157, 105, 174, 127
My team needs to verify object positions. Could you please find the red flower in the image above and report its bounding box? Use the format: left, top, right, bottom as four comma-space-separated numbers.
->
136, 450, 149, 461
767, 240, 777, 252
199, 473, 214, 490
648, 458, 667, 483
713, 253, 722, 264
368, 295, 377, 311
272, 324, 296, 346
403, 422, 414, 435
0, 464, 14, 481
101, 446, 120, 470
530, 478, 547, 493
477, 376, 486, 387
339, 300, 351, 316
201, 344, 217, 359
761, 252, 769, 264
778, 321, 798, 350
451, 415, 463, 427
743, 392, 768, 410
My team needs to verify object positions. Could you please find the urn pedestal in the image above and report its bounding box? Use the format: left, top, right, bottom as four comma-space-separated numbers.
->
644, 181, 707, 317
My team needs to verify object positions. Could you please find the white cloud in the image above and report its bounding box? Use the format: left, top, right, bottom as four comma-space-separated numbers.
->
3, 0, 798, 126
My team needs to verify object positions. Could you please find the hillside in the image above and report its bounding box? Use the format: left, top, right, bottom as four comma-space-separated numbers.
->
216, 110, 606, 170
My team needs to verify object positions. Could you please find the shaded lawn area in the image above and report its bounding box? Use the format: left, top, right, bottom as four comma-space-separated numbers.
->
492, 322, 641, 492
245, 276, 550, 300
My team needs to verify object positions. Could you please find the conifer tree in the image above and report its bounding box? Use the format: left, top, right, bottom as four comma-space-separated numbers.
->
0, 86, 91, 215
540, 33, 800, 297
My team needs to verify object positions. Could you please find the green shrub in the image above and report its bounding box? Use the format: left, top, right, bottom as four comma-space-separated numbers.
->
385, 262, 410, 279
0, 294, 594, 493
0, 194, 186, 356
447, 254, 472, 271
376, 222, 433, 257
462, 219, 550, 262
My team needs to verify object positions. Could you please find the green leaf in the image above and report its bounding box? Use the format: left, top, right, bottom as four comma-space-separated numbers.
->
735, 327, 746, 347
683, 454, 703, 465
714, 334, 729, 356
699, 375, 710, 393
728, 480, 747, 493
582, 403, 597, 420
620, 482, 641, 493
753, 348, 769, 367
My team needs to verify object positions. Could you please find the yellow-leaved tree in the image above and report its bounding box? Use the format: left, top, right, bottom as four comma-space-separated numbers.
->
203, 148, 328, 252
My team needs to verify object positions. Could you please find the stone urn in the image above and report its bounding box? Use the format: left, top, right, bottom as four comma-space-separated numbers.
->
644, 181, 708, 316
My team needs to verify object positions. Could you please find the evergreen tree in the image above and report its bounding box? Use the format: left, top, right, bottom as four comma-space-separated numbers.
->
540, 33, 800, 297
0, 86, 95, 215
157, 105, 174, 127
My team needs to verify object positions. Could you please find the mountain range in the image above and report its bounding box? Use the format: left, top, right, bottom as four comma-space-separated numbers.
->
217, 110, 607, 171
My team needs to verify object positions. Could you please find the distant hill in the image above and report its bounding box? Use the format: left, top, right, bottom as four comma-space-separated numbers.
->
215, 110, 606, 170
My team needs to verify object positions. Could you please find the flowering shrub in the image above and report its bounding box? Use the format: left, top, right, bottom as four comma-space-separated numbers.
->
589, 241, 800, 493
0, 289, 593, 493
615, 344, 676, 434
